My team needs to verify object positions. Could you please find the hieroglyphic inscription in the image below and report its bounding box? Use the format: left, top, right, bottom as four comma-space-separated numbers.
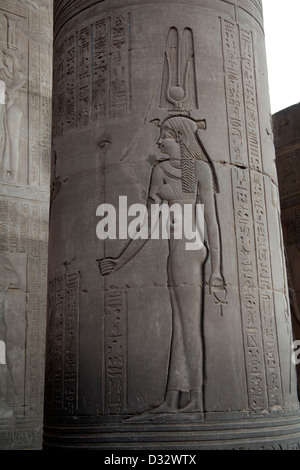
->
92, 18, 109, 120
4, 13, 20, 50
240, 27, 282, 404
0, 198, 47, 408
77, 26, 91, 126
55, 41, 65, 136
65, 33, 76, 129
27, 205, 40, 405
225, 20, 283, 409
53, 275, 64, 408
0, 429, 42, 449
39, 206, 49, 401
0, 200, 7, 248
0, 1, 27, 18
104, 290, 127, 414
19, 203, 28, 253
240, 29, 261, 171
222, 20, 247, 167
53, 14, 131, 136
45, 273, 80, 414
7, 200, 18, 252
45, 277, 55, 408
40, 41, 51, 189
251, 174, 282, 405
233, 168, 267, 410
110, 14, 130, 117
64, 273, 80, 413
0, 198, 28, 253
29, 4, 39, 33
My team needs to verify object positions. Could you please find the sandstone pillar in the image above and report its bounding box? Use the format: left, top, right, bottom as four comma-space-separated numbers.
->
273, 103, 300, 398
44, 0, 300, 449
0, 0, 52, 449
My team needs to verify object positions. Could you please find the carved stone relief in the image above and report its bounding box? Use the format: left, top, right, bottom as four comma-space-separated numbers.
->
0, 2, 52, 188
0, 253, 19, 404
0, 0, 52, 450
0, 47, 25, 182
98, 24, 226, 419
104, 289, 127, 414
53, 13, 131, 137
44, 0, 300, 450
160, 27, 198, 115
45, 272, 80, 415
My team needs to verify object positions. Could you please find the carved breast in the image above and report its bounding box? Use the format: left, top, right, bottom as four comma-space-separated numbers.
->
157, 183, 177, 201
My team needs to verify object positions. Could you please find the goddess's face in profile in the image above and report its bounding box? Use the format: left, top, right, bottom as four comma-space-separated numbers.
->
156, 126, 181, 159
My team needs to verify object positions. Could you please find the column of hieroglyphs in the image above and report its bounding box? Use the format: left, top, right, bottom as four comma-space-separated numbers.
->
0, 0, 52, 449
273, 103, 300, 398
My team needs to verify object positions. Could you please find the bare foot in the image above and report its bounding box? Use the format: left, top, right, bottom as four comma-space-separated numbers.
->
149, 391, 179, 413
179, 391, 203, 412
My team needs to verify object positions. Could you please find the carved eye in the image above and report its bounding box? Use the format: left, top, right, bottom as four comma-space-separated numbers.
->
98, 140, 111, 150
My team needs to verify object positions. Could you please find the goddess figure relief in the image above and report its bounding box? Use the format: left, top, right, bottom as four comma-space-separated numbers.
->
99, 115, 226, 414
0, 48, 26, 182
99, 24, 226, 416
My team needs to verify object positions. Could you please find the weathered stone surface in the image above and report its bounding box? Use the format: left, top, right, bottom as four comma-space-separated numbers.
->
44, 0, 300, 449
274, 103, 300, 398
0, 0, 52, 450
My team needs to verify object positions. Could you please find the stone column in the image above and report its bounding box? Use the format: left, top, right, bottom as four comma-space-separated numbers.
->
273, 103, 300, 398
0, 0, 52, 449
44, 0, 300, 449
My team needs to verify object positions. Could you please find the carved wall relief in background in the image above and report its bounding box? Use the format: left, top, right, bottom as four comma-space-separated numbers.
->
0, 0, 52, 450
0, 197, 49, 418
0, 13, 26, 183
0, 2, 52, 188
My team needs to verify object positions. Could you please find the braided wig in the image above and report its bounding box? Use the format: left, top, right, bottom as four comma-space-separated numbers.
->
162, 116, 219, 194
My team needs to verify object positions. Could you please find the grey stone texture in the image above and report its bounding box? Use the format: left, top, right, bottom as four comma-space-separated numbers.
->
273, 103, 300, 398
44, 0, 300, 449
0, 0, 52, 450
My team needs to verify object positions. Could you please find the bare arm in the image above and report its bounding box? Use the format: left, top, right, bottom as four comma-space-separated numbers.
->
98, 164, 164, 276
195, 161, 223, 285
